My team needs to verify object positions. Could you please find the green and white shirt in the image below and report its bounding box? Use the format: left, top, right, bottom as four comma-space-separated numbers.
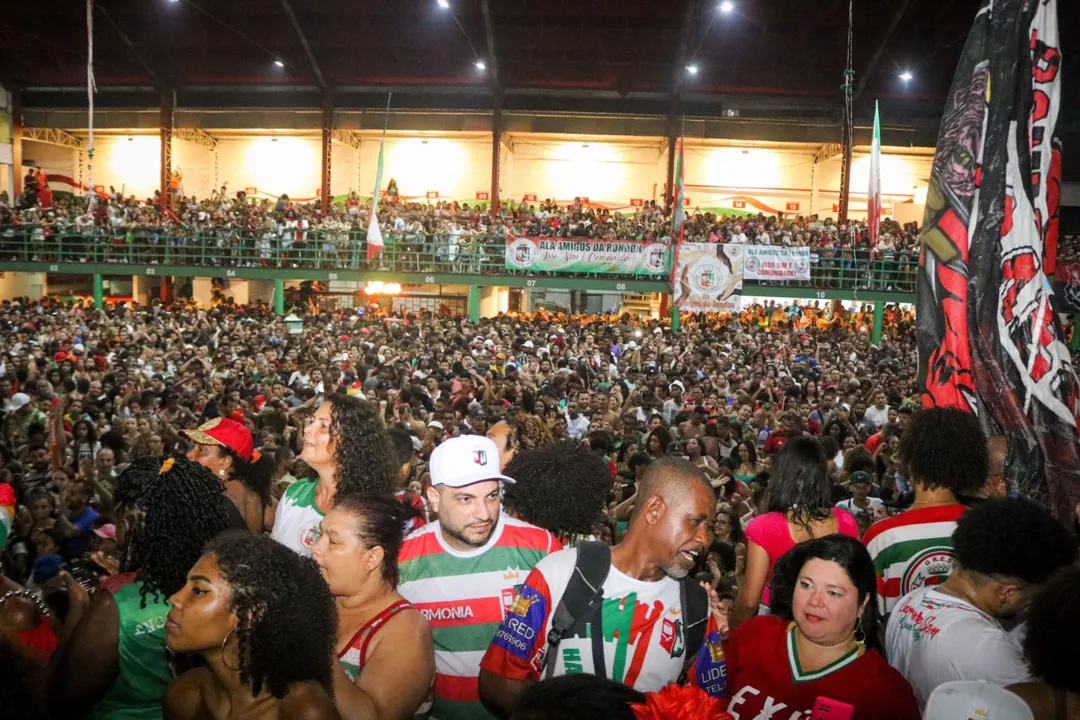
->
398, 515, 560, 720
271, 479, 325, 557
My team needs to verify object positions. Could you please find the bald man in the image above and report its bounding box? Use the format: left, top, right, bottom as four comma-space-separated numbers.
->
480, 457, 724, 712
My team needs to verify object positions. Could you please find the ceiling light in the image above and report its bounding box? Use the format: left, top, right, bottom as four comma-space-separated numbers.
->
719, 1, 735, 13
686, 64, 699, 75
273, 59, 285, 68
899, 70, 913, 81
475, 60, 487, 71
437, 0, 449, 7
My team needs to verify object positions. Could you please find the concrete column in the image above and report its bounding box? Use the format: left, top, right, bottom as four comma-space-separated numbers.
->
871, 302, 885, 345
274, 278, 285, 315
131, 275, 151, 307
192, 277, 214, 308
0, 272, 45, 300
467, 286, 481, 322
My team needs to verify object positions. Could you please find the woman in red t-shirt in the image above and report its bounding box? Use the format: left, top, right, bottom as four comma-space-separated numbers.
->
724, 535, 920, 719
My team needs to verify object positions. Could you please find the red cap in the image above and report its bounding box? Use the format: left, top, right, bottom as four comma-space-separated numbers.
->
181, 417, 254, 463
54, 351, 67, 362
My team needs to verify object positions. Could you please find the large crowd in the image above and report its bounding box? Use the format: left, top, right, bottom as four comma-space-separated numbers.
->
0, 282, 1077, 720
0, 172, 923, 257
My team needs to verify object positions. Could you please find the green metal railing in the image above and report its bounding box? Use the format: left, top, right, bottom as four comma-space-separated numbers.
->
0, 225, 916, 292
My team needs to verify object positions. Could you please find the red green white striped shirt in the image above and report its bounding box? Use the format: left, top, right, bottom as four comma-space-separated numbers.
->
862, 504, 967, 618
398, 514, 561, 720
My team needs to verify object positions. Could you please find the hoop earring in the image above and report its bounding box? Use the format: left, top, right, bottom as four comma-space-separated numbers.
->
853, 616, 866, 653
220, 628, 239, 671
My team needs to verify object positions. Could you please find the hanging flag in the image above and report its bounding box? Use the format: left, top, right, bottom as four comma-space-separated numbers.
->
367, 135, 386, 263
867, 101, 882, 244
668, 138, 686, 289
917, 0, 1077, 521
367, 96, 391, 263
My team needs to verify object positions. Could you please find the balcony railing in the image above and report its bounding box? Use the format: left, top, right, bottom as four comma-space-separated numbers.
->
0, 225, 916, 292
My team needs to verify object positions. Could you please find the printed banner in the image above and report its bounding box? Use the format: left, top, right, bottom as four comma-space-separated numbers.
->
672, 243, 744, 313
504, 237, 669, 276
744, 246, 811, 280
916, 0, 1079, 522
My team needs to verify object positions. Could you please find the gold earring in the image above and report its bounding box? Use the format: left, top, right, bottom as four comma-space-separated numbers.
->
853, 616, 866, 653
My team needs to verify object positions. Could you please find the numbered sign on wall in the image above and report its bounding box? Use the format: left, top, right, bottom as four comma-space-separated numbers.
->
475, 191, 489, 200
630, 198, 644, 207
245, 187, 257, 196
426, 191, 439, 200
786, 202, 800, 211
523, 193, 538, 202
732, 200, 747, 209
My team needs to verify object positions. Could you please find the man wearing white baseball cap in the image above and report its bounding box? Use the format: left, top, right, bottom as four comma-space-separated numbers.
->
398, 435, 561, 720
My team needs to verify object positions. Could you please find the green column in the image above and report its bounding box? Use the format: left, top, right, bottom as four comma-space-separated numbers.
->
92, 274, 104, 308
274, 278, 285, 316
670, 295, 681, 332
1072, 314, 1080, 351
871, 302, 885, 346
468, 286, 481, 323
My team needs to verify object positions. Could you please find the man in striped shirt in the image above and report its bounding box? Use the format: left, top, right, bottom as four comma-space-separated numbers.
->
399, 435, 561, 720
862, 407, 987, 624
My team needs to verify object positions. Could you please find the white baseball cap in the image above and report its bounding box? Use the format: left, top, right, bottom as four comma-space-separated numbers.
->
924, 682, 1033, 720
430, 436, 514, 488
5, 393, 30, 411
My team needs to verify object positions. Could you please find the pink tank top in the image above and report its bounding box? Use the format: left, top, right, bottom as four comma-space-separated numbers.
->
745, 509, 859, 606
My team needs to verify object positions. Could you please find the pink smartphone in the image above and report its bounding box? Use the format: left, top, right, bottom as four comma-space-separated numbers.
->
810, 697, 855, 720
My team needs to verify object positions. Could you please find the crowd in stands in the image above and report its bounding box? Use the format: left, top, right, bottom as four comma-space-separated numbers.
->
1, 174, 921, 256
0, 284, 1077, 720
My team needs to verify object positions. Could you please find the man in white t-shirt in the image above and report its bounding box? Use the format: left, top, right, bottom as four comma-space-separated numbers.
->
835, 471, 886, 518
887, 498, 1077, 710
863, 391, 891, 429
478, 457, 727, 713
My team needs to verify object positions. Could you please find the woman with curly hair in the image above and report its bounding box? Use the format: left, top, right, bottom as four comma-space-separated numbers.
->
164, 532, 339, 719
502, 440, 611, 544
310, 494, 434, 719
48, 456, 237, 719
183, 417, 274, 533
271, 394, 396, 557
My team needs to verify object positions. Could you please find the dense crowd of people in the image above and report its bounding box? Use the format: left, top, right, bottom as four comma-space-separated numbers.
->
0, 175, 923, 258
0, 284, 1077, 720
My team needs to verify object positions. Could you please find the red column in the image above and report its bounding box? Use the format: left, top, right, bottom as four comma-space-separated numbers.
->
490, 95, 502, 217
12, 87, 23, 196
160, 89, 173, 208
320, 90, 333, 217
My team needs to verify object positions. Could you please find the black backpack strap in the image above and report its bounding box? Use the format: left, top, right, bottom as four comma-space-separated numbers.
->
678, 578, 710, 683
541, 542, 611, 679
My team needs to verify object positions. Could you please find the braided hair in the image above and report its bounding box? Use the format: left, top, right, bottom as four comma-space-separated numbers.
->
327, 395, 396, 500
112, 456, 236, 608
203, 532, 337, 700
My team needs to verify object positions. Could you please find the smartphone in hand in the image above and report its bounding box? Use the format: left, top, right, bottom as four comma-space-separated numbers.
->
810, 697, 854, 720
61, 558, 102, 593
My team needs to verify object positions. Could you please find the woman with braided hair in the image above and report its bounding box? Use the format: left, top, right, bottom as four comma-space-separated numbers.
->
271, 394, 396, 557
48, 456, 237, 719
163, 532, 339, 718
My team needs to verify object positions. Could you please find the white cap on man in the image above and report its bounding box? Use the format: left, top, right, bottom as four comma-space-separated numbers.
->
924, 682, 1032, 720
5, 393, 30, 412
429, 436, 515, 488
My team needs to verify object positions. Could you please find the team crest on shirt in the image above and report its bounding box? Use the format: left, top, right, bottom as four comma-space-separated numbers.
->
298, 519, 321, 550
902, 547, 957, 595
660, 618, 685, 658
473, 449, 488, 465
507, 591, 539, 617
